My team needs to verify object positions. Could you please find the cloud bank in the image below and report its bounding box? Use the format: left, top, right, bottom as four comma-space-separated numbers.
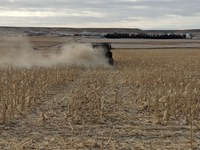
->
0, 0, 200, 29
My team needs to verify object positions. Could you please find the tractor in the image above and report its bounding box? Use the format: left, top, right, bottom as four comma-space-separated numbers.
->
91, 43, 114, 65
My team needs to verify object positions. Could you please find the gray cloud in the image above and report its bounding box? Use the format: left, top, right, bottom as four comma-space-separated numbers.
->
0, 0, 200, 29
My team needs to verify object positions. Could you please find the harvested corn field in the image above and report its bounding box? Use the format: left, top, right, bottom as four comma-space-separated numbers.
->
1, 48, 200, 149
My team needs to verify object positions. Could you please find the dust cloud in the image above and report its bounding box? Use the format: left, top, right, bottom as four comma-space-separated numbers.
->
0, 37, 110, 68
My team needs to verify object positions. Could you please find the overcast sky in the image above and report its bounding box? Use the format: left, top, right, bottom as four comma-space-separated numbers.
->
0, 0, 200, 29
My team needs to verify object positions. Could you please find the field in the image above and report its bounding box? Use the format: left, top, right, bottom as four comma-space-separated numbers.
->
1, 36, 200, 149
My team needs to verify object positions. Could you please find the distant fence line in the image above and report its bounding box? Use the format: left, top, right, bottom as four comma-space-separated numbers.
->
104, 33, 187, 39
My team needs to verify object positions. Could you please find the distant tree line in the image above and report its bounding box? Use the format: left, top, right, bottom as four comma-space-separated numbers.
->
104, 33, 187, 39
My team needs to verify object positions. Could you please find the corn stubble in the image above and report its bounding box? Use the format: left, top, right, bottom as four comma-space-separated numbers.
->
1, 49, 200, 149
0, 66, 77, 124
